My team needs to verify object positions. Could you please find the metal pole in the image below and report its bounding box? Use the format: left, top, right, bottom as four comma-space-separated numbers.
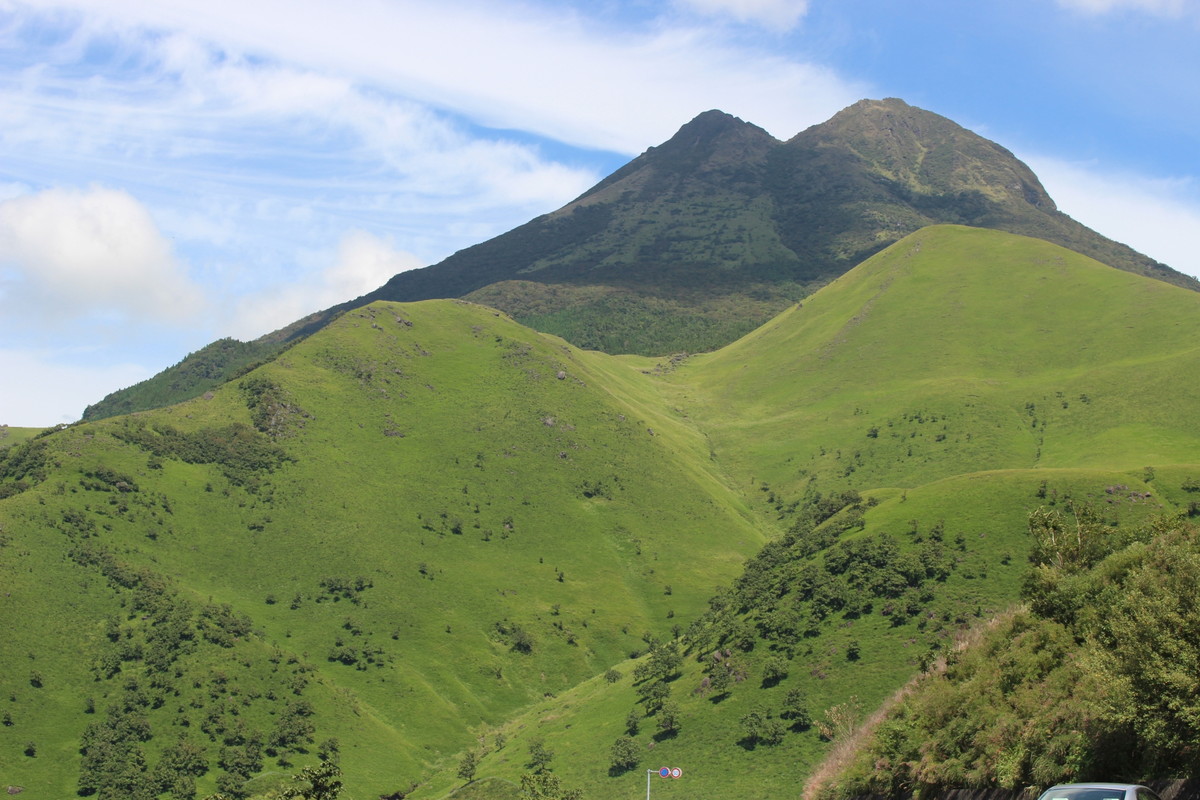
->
647, 769, 653, 800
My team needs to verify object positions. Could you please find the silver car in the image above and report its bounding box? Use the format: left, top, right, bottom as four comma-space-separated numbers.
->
1037, 784, 1162, 800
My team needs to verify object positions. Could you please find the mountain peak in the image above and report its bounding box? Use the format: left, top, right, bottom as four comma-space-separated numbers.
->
670, 109, 766, 141
645, 109, 778, 170
564, 108, 776, 207
790, 96, 1058, 213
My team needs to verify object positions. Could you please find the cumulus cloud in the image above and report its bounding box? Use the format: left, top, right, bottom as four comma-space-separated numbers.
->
1027, 155, 1200, 279
0, 186, 207, 325
225, 230, 422, 340
674, 0, 810, 31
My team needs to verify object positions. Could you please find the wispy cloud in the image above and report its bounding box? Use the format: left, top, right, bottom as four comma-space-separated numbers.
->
34, 0, 862, 150
673, 0, 810, 31
1056, 0, 1192, 16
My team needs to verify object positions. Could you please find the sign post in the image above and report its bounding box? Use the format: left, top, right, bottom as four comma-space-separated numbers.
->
646, 766, 683, 800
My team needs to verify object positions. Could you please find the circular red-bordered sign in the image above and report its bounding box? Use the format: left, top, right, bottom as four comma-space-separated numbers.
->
670, 768, 682, 779
659, 767, 671, 778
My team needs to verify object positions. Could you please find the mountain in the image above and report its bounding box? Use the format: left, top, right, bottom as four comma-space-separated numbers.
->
81, 98, 1194, 422
365, 98, 1190, 352
6, 225, 1200, 799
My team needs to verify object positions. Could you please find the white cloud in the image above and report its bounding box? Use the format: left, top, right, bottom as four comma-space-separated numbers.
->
0, 23, 603, 241
36, 0, 863, 152
674, 0, 809, 31
0, 348, 151, 426
225, 230, 422, 340
1056, 0, 1190, 15
1027, 155, 1200, 279
0, 186, 207, 325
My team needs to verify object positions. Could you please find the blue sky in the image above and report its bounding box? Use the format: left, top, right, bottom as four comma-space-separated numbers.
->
1, 0, 1198, 425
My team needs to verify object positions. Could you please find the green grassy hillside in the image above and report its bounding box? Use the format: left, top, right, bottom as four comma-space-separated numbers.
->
81, 338, 288, 422
0, 301, 765, 798
685, 224, 1200, 496
4, 226, 1200, 800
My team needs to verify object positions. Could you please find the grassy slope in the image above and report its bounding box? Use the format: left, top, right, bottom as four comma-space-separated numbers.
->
687, 224, 1200, 495
416, 226, 1200, 800
0, 425, 44, 447
0, 301, 765, 798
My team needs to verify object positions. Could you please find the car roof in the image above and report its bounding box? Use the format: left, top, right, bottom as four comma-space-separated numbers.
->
1043, 785, 1148, 792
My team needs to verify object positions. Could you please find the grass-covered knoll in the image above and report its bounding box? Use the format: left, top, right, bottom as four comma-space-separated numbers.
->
0, 424, 43, 449
0, 299, 765, 798
681, 225, 1200, 498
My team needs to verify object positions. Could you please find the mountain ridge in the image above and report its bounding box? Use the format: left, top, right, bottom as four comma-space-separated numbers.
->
83, 99, 1192, 422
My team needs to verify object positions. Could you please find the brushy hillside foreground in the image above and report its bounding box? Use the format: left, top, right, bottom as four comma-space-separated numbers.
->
824, 511, 1200, 797
4, 226, 1200, 799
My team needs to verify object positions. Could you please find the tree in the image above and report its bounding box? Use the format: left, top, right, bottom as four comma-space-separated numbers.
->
609, 736, 639, 774
625, 707, 641, 735
519, 771, 581, 800
780, 687, 812, 729
317, 737, 341, 765
281, 761, 343, 800
634, 640, 682, 683
655, 702, 681, 738
527, 738, 554, 772
761, 654, 788, 687
457, 749, 480, 783
761, 718, 787, 746
641, 680, 670, 713
740, 708, 766, 746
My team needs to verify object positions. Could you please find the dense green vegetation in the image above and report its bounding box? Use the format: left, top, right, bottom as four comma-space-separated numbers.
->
83, 338, 289, 422
5, 226, 1200, 799
825, 509, 1200, 796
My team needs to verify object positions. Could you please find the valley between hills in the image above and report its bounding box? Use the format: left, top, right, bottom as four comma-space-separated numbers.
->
5, 224, 1200, 799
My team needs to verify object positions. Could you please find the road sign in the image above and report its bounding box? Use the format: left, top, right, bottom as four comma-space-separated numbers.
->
670, 768, 682, 779
659, 767, 671, 778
